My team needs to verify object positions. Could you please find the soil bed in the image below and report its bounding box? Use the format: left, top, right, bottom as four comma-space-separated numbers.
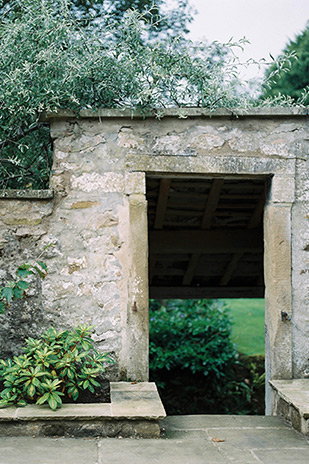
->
151, 355, 265, 415
63, 377, 110, 404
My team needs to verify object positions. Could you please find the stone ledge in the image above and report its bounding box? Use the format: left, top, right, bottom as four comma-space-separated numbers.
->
0, 382, 166, 438
270, 379, 309, 435
0, 189, 54, 200
43, 107, 309, 120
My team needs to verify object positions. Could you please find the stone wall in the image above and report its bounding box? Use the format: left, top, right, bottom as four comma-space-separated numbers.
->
0, 108, 308, 396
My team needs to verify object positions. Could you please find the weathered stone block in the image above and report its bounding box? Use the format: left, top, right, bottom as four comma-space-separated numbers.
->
118, 128, 144, 149
70, 201, 99, 209
291, 405, 301, 432
269, 175, 295, 203
125, 172, 146, 195
71, 172, 124, 192
3, 217, 42, 226
276, 397, 291, 419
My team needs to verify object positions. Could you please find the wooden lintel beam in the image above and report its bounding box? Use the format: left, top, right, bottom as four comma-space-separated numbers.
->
150, 286, 265, 299
201, 179, 224, 229
149, 229, 263, 254
220, 253, 243, 286
153, 269, 261, 277
154, 179, 171, 229
182, 253, 200, 286
248, 192, 265, 229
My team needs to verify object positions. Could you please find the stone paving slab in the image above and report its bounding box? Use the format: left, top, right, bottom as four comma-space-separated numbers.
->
1, 415, 309, 464
98, 431, 227, 464
0, 437, 98, 464
253, 447, 309, 464
205, 426, 309, 450
161, 414, 286, 430
110, 382, 157, 392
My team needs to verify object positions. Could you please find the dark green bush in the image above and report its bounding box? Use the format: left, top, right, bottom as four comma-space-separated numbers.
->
0, 325, 113, 410
149, 299, 237, 376
149, 299, 265, 415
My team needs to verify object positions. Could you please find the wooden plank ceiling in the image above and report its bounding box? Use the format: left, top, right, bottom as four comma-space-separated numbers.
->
147, 176, 266, 299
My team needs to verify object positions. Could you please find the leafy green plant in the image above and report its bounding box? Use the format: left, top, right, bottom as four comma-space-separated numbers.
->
0, 325, 113, 410
0, 245, 50, 313
149, 299, 237, 376
0, 262, 48, 314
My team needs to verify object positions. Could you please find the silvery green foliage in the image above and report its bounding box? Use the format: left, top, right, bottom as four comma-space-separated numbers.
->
0, 0, 301, 188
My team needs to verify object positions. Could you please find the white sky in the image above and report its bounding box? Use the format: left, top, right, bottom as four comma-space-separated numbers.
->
184, 0, 309, 80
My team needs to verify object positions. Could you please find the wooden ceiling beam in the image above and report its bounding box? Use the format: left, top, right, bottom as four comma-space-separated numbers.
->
152, 254, 263, 262
154, 178, 171, 229
219, 253, 243, 286
150, 286, 265, 299
220, 194, 261, 200
201, 179, 224, 229
149, 229, 263, 254
182, 253, 200, 286
153, 264, 261, 276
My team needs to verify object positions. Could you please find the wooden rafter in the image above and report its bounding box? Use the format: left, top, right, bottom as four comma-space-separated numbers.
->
150, 286, 265, 299
201, 179, 224, 229
219, 253, 243, 286
155, 254, 262, 262
248, 191, 265, 229
154, 265, 261, 277
182, 253, 200, 286
154, 178, 171, 229
149, 230, 263, 254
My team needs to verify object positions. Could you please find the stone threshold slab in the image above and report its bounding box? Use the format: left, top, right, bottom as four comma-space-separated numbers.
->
270, 379, 309, 435
0, 382, 166, 439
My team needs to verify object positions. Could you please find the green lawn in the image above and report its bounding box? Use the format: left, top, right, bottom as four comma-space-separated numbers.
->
220, 299, 265, 356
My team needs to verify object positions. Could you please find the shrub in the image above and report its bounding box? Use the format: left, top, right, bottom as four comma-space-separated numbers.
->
149, 299, 237, 376
149, 299, 265, 415
0, 325, 113, 410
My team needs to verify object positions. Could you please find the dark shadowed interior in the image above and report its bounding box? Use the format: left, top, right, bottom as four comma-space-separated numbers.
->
147, 176, 268, 299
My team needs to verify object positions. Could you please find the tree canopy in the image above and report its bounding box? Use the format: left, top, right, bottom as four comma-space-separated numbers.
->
0, 0, 194, 38
0, 0, 303, 189
262, 23, 309, 104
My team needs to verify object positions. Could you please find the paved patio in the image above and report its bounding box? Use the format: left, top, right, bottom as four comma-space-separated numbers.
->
1, 415, 309, 464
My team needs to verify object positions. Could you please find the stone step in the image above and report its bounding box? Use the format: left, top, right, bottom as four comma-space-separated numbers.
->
0, 382, 166, 439
270, 379, 309, 435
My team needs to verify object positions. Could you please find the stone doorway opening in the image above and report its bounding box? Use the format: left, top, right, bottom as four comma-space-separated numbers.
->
146, 175, 268, 414
147, 175, 267, 299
